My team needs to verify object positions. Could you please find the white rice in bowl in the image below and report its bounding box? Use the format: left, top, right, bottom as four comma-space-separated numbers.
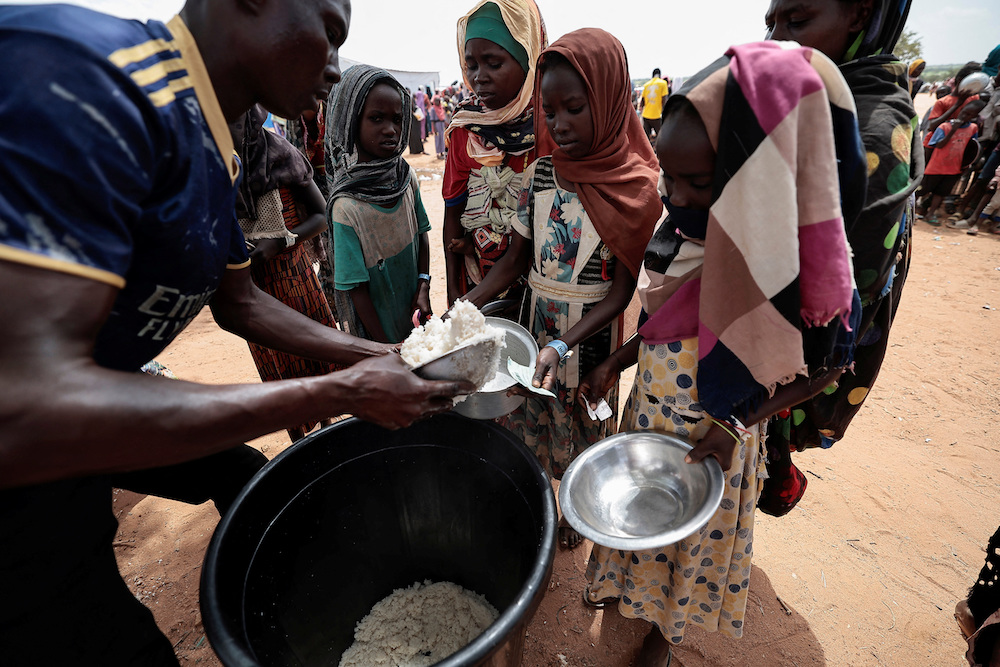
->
400, 300, 505, 391
338, 580, 499, 667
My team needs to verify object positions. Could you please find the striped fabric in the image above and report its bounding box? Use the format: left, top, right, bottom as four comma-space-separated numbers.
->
638, 42, 866, 421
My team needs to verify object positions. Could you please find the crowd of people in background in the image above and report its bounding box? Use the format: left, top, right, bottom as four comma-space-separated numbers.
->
913, 55, 1000, 236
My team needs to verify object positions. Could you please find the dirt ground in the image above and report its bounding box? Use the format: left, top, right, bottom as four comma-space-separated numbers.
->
113, 92, 1000, 666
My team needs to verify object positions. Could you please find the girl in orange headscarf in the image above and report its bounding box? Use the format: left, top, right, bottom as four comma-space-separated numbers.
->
463, 28, 662, 548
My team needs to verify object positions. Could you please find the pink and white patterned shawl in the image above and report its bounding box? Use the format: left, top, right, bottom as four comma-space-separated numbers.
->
637, 41, 863, 420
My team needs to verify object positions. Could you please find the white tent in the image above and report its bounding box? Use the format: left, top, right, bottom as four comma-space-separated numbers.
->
340, 56, 441, 95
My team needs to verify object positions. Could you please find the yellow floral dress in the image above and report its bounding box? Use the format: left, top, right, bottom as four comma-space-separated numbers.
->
585, 338, 765, 643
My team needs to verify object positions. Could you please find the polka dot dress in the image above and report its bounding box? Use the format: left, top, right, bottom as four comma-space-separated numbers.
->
585, 338, 764, 644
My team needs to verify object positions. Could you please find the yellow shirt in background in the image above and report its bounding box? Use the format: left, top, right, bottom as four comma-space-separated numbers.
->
641, 77, 670, 120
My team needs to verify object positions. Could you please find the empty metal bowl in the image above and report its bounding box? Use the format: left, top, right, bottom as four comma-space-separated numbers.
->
452, 317, 538, 420
559, 431, 725, 550
958, 72, 991, 96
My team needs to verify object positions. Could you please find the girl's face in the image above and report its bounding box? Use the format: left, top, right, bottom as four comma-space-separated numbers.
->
540, 61, 593, 160
464, 38, 526, 110
764, 0, 871, 63
656, 109, 716, 211
356, 82, 403, 163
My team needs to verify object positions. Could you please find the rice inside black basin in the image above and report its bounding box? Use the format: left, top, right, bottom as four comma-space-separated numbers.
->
201, 414, 556, 667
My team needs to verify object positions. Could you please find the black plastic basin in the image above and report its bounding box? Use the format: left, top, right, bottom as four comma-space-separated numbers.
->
201, 413, 556, 667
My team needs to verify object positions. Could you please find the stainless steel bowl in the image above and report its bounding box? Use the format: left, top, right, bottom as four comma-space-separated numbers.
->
559, 431, 725, 550
410, 336, 504, 389
958, 72, 991, 96
452, 317, 538, 420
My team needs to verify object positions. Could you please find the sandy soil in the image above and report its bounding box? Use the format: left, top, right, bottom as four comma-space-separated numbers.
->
113, 93, 1000, 666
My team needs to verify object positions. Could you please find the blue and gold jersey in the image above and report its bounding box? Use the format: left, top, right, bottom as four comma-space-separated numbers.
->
0, 5, 249, 371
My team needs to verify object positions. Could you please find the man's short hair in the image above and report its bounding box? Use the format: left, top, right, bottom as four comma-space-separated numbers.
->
652, 68, 661, 77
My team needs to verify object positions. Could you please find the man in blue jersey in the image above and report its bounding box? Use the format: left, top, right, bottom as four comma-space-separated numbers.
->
0, 0, 472, 663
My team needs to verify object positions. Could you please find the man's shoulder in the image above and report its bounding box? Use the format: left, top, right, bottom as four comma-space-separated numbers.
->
0, 5, 168, 62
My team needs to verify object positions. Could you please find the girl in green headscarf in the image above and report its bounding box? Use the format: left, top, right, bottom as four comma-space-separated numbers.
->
442, 0, 547, 308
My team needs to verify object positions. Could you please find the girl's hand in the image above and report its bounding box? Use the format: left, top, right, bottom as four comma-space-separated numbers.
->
249, 238, 283, 265
686, 422, 740, 471
532, 346, 561, 393
413, 282, 432, 324
578, 357, 621, 411
446, 235, 474, 256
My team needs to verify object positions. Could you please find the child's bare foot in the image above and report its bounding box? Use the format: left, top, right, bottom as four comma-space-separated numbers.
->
635, 626, 674, 667
956, 598, 978, 639
558, 516, 584, 549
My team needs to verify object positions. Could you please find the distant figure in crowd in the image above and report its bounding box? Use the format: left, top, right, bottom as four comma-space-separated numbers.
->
955, 158, 1000, 235
909, 58, 925, 99
951, 72, 1000, 228
638, 67, 669, 142
918, 99, 985, 225
430, 93, 448, 158
984, 43, 1000, 77
409, 95, 426, 154
921, 61, 982, 163
413, 85, 428, 140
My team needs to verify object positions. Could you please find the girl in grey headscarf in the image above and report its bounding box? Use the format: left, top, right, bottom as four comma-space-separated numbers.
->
324, 65, 432, 343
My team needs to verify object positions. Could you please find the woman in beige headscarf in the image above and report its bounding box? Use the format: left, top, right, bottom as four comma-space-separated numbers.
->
441, 0, 546, 308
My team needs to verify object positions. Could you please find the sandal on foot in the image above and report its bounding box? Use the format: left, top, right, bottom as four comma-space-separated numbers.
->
925, 217, 941, 226
581, 589, 617, 609
948, 218, 973, 230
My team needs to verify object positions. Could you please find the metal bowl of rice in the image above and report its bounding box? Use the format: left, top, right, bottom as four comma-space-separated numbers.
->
452, 318, 538, 420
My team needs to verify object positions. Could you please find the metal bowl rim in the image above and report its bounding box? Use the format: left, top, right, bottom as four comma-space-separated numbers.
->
559, 430, 726, 550
408, 338, 489, 373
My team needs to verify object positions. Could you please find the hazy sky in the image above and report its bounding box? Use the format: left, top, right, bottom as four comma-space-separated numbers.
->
11, 0, 997, 82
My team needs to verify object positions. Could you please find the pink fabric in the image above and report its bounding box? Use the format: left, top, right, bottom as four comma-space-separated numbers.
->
638, 279, 701, 344
798, 218, 856, 326
728, 42, 825, 136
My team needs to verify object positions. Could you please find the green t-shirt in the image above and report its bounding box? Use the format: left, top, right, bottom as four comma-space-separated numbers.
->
331, 173, 431, 343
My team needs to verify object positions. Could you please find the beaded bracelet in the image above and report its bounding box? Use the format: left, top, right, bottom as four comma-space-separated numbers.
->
708, 417, 743, 447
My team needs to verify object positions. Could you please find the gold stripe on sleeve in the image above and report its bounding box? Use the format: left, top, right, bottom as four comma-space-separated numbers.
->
0, 245, 126, 288
227, 259, 252, 270
130, 56, 187, 88
108, 38, 176, 69
147, 76, 194, 108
